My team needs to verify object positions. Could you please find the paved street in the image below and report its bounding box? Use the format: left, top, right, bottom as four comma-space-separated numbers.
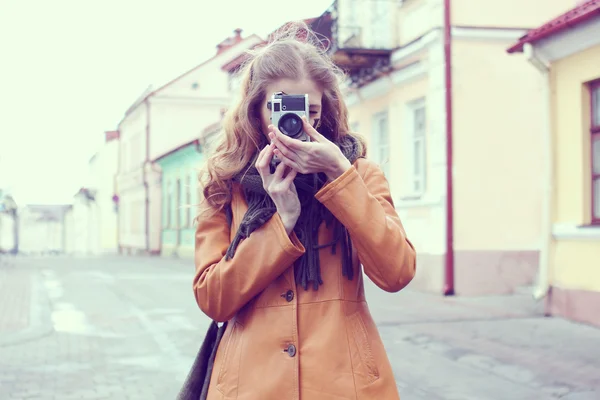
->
0, 255, 598, 400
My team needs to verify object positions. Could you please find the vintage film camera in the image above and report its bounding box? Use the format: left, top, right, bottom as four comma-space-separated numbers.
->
267, 92, 310, 166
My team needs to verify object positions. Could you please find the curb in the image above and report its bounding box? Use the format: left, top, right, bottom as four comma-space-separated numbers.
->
0, 270, 55, 347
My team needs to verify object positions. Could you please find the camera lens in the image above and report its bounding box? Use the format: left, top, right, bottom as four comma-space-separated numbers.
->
278, 114, 303, 138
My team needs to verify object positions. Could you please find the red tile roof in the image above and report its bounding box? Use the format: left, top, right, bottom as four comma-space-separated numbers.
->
507, 0, 600, 53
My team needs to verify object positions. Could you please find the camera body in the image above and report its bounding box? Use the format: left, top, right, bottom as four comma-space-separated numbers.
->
267, 92, 310, 142
267, 92, 310, 168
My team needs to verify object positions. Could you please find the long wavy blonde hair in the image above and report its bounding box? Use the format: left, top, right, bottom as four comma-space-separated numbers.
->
198, 21, 365, 215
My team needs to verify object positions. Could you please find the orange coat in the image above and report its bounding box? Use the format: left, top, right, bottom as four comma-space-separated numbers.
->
193, 158, 416, 400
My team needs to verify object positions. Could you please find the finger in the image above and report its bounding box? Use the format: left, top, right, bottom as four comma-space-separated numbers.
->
255, 144, 268, 165
301, 116, 326, 142
272, 159, 286, 181
270, 135, 299, 162
255, 143, 274, 175
283, 167, 297, 185
275, 149, 304, 173
270, 125, 307, 151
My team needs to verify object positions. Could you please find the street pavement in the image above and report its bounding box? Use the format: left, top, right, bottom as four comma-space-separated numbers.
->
0, 254, 598, 400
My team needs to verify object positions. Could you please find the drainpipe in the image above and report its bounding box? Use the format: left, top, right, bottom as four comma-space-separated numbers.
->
523, 43, 552, 301
144, 98, 151, 254
443, 0, 455, 296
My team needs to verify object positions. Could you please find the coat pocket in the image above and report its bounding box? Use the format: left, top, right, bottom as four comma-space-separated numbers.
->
347, 312, 380, 384
216, 322, 242, 396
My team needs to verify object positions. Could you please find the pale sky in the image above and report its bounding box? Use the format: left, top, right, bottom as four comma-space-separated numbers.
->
0, 0, 331, 205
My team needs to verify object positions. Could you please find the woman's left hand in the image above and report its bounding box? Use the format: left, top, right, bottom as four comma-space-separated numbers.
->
268, 116, 351, 181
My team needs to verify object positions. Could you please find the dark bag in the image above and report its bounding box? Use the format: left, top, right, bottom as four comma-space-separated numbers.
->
176, 204, 234, 400
176, 320, 228, 400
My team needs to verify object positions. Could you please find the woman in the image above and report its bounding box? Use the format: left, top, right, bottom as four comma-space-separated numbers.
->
194, 22, 416, 400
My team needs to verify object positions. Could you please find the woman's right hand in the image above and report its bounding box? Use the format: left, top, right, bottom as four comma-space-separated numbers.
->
255, 143, 301, 235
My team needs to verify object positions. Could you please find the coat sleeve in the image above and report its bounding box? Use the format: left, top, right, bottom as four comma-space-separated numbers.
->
315, 158, 416, 292
193, 208, 305, 322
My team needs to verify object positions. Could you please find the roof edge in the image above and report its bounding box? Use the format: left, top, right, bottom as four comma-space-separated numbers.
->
507, 1, 600, 54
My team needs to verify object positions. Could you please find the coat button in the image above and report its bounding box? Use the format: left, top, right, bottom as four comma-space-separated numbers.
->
285, 290, 294, 302
286, 344, 297, 357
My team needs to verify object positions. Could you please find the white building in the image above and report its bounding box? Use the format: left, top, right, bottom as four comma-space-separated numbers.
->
88, 130, 119, 253
115, 29, 263, 255
18, 205, 71, 255
63, 188, 101, 255
63, 130, 120, 256
0, 194, 18, 253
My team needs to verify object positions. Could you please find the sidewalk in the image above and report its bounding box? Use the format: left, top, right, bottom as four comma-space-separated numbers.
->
364, 281, 600, 399
0, 259, 54, 347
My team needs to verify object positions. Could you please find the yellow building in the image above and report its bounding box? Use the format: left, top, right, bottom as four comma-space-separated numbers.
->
508, 1, 600, 327
325, 0, 575, 295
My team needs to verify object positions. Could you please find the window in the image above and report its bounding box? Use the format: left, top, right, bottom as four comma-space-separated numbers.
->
166, 181, 172, 228
186, 174, 192, 227
412, 104, 427, 194
404, 99, 427, 197
371, 112, 389, 176
591, 80, 600, 224
176, 178, 182, 229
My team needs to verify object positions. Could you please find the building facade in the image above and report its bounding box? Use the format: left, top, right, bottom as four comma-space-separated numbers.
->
18, 205, 71, 255
88, 130, 120, 253
115, 30, 263, 256
63, 188, 100, 255
155, 139, 205, 258
0, 194, 18, 254
508, 0, 600, 326
322, 0, 575, 295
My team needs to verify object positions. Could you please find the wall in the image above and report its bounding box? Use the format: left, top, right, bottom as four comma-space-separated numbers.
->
115, 34, 262, 254
63, 209, 75, 254
116, 102, 148, 252
451, 37, 547, 294
157, 144, 203, 258
396, 0, 443, 47
345, 38, 448, 293
119, 103, 148, 174
89, 139, 119, 253
451, 0, 576, 28
551, 44, 600, 227
148, 98, 226, 161
550, 44, 600, 290
337, 0, 396, 49
18, 209, 66, 254
0, 213, 15, 252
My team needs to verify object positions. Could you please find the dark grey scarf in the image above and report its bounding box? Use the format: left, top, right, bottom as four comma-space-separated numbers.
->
224, 134, 362, 290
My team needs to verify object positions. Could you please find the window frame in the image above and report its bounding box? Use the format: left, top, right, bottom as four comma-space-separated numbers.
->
403, 98, 427, 199
371, 111, 390, 177
166, 180, 172, 228
185, 174, 192, 228
590, 79, 600, 225
176, 178, 182, 230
